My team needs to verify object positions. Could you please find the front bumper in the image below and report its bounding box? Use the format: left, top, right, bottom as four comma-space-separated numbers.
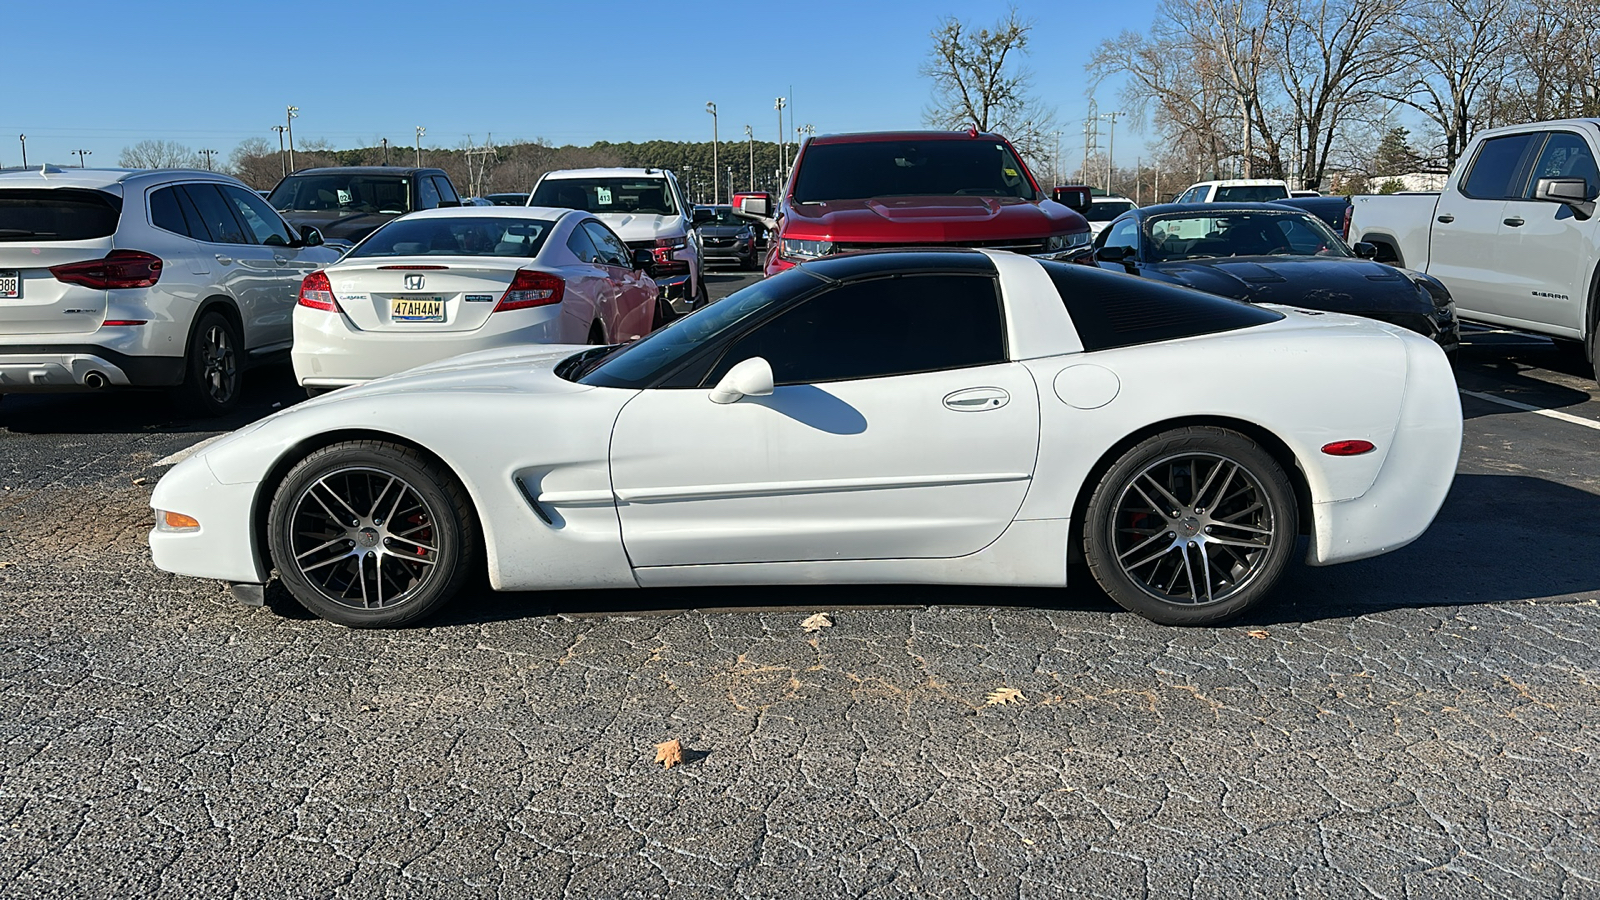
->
149, 454, 269, 584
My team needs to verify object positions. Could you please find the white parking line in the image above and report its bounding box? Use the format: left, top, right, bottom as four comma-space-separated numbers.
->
155, 434, 227, 467
1460, 389, 1600, 431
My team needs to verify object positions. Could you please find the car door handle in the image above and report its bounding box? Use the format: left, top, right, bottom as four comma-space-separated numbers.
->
1503, 216, 1524, 227
273, 255, 291, 265
1436, 214, 1454, 224
943, 387, 1010, 411
215, 254, 234, 265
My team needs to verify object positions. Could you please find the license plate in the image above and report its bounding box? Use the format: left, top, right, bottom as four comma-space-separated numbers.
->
0, 271, 18, 299
391, 296, 444, 323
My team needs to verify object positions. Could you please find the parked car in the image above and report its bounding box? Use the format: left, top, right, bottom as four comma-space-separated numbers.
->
1276, 195, 1352, 239
693, 205, 759, 270
1173, 179, 1292, 203
458, 197, 493, 207
485, 193, 529, 207
291, 207, 655, 394
1080, 203, 1459, 351
0, 166, 337, 414
151, 249, 1461, 629
1348, 118, 1600, 382
1083, 194, 1137, 237
267, 167, 462, 250
743, 131, 1090, 276
528, 167, 706, 318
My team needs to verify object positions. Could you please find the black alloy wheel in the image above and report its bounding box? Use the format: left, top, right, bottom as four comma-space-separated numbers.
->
180, 311, 242, 416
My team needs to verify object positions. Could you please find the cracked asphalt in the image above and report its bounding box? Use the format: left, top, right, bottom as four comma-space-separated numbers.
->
1, 286, 1598, 898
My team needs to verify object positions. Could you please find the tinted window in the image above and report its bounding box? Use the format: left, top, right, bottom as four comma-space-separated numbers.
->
0, 188, 120, 241
791, 140, 1038, 202
182, 184, 250, 244
1102, 218, 1139, 253
531, 178, 679, 215
418, 177, 441, 210
1146, 211, 1349, 261
1085, 200, 1135, 221
432, 176, 459, 204
1526, 132, 1600, 200
704, 274, 1005, 386
583, 221, 629, 266
268, 174, 412, 214
148, 187, 194, 237
566, 224, 600, 263
1043, 261, 1281, 352
1213, 185, 1290, 202
346, 216, 555, 258
1460, 134, 1536, 199
221, 185, 294, 245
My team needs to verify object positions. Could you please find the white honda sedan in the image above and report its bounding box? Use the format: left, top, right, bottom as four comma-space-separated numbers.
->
291, 206, 656, 394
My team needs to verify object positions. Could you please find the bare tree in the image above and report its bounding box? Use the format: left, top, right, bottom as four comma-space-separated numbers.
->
1485, 0, 1600, 124
921, 7, 1056, 160
226, 137, 284, 190
119, 140, 199, 169
1384, 0, 1515, 166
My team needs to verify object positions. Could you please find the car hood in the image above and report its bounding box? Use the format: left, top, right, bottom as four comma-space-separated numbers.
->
1145, 256, 1430, 312
783, 196, 1086, 243
592, 212, 683, 242
280, 209, 401, 242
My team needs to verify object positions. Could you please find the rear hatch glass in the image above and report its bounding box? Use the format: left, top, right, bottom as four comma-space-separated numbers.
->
0, 189, 121, 242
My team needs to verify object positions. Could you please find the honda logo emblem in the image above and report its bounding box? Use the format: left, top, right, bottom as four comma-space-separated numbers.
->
405, 273, 425, 291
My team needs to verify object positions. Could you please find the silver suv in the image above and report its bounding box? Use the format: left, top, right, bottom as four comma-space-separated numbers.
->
0, 167, 339, 414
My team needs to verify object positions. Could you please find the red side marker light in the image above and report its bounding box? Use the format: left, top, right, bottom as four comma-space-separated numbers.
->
1321, 440, 1376, 456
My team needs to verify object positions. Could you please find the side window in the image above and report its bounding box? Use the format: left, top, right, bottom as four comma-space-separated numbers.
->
566, 222, 600, 263
181, 184, 250, 244
418, 177, 442, 209
1102, 218, 1139, 254
704, 274, 1005, 386
1460, 133, 1537, 200
221, 185, 294, 245
148, 186, 194, 237
1526, 132, 1600, 200
583, 221, 629, 266
431, 176, 459, 205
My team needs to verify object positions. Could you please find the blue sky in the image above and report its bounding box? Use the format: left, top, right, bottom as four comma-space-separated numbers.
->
4, 0, 1158, 171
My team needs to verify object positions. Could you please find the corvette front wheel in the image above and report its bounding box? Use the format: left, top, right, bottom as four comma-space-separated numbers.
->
1083, 427, 1297, 626
268, 441, 478, 627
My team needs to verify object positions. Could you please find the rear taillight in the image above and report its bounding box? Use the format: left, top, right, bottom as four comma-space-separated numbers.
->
494, 270, 564, 312
298, 270, 339, 312
49, 250, 163, 289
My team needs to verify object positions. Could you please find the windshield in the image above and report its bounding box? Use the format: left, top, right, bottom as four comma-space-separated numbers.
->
1146, 211, 1351, 262
347, 216, 555, 258
530, 177, 679, 216
696, 206, 748, 227
268, 174, 412, 215
1213, 184, 1290, 202
1085, 200, 1135, 222
0, 189, 121, 241
575, 268, 827, 389
791, 139, 1039, 203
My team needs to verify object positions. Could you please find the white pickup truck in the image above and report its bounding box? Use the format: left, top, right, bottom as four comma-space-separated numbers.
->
1349, 118, 1600, 382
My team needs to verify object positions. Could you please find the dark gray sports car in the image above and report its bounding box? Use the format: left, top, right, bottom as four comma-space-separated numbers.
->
1077, 202, 1458, 351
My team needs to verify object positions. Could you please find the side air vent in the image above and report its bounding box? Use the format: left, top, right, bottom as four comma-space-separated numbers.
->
1041, 261, 1282, 352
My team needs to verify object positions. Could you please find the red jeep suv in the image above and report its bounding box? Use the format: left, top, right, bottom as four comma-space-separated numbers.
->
752, 131, 1090, 274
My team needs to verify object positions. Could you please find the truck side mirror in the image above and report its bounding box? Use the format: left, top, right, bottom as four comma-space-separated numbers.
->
1533, 177, 1595, 219
1052, 186, 1092, 212
739, 196, 769, 217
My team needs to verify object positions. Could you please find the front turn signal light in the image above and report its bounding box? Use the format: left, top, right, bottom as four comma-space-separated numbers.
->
158, 510, 200, 531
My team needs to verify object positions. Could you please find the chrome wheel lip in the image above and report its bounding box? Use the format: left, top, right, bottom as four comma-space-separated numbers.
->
201, 324, 238, 404
1110, 451, 1277, 608
286, 465, 442, 612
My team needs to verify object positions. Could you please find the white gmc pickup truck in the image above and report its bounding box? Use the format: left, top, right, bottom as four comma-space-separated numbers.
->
1349, 119, 1600, 382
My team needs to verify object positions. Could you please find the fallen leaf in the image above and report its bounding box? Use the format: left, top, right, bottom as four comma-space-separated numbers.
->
1246, 629, 1271, 639
0, 562, 13, 569
801, 613, 833, 633
132, 477, 148, 486
654, 739, 684, 770
986, 687, 1026, 706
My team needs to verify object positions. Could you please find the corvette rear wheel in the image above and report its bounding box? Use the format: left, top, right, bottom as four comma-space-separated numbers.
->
1083, 427, 1297, 625
268, 441, 477, 627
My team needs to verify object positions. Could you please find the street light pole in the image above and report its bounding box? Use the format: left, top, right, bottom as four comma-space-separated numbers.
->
286, 105, 299, 173
415, 126, 425, 167
744, 125, 754, 191
18, 135, 26, 168
775, 97, 787, 178
271, 125, 288, 178
705, 101, 719, 205
381, 138, 389, 165
199, 149, 217, 171
74, 149, 91, 168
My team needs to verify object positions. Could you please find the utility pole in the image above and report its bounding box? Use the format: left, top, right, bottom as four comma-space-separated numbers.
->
743, 125, 754, 192
18, 135, 25, 168
705, 101, 719, 205
74, 149, 91, 168
1100, 111, 1119, 193
285, 105, 299, 173
1083, 99, 1098, 184
775, 97, 787, 177
381, 138, 389, 165
727, 166, 733, 204
272, 125, 288, 178
199, 149, 217, 171
415, 126, 425, 167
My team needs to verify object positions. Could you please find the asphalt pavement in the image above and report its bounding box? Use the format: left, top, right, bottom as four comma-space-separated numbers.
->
1, 280, 1598, 899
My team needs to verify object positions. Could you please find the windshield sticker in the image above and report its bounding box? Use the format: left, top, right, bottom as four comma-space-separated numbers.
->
595, 187, 612, 204
1003, 168, 1019, 177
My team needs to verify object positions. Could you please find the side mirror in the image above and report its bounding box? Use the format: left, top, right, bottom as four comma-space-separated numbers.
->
1351, 241, 1377, 259
708, 357, 775, 404
1533, 177, 1595, 218
1052, 186, 1092, 213
739, 196, 770, 217
1095, 244, 1134, 263
299, 225, 325, 247
631, 248, 654, 270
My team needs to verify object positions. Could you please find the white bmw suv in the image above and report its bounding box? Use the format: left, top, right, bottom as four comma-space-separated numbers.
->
528, 167, 707, 317
0, 167, 339, 414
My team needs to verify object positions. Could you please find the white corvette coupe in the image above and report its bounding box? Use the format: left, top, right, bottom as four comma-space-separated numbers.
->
291, 206, 657, 393
151, 250, 1462, 628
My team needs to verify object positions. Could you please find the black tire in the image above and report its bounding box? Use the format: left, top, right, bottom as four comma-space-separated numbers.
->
693, 270, 708, 307
1591, 328, 1600, 387
1082, 426, 1298, 626
267, 441, 478, 628
178, 310, 243, 416
587, 320, 607, 345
